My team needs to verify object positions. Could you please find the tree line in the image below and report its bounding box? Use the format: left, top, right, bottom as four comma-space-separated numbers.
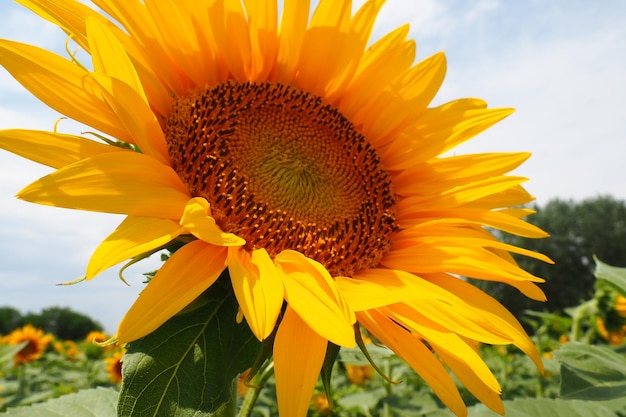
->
0, 306, 104, 341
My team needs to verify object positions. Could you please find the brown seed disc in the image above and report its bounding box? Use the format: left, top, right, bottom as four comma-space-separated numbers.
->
165, 81, 397, 276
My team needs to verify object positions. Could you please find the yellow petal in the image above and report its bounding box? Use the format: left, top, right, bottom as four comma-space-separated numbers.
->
436, 348, 505, 415
274, 306, 327, 417
392, 226, 552, 264
227, 246, 284, 340
339, 24, 414, 128
117, 240, 227, 343
180, 197, 245, 247
361, 52, 447, 148
275, 250, 355, 347
144, 1, 230, 88
86, 16, 147, 104
393, 152, 531, 197
17, 151, 190, 220
92, 0, 186, 94
358, 310, 468, 417
0, 39, 130, 142
383, 106, 514, 170
427, 273, 543, 371
90, 72, 169, 165
386, 306, 502, 398
244, 0, 278, 81
324, 0, 386, 101
206, 0, 251, 81
389, 301, 513, 346
15, 0, 99, 52
381, 239, 544, 284
295, 0, 353, 96
0, 129, 118, 169
275, 0, 309, 82
86, 216, 185, 279
336, 268, 455, 311
396, 207, 548, 238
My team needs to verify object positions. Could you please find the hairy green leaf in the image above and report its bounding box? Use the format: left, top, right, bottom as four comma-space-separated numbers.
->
430, 398, 618, 417
554, 342, 626, 400
594, 256, 626, 294
118, 273, 262, 417
0, 341, 27, 367
3, 387, 118, 417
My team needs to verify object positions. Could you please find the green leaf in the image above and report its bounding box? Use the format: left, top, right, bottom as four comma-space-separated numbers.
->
429, 398, 618, 417
554, 342, 626, 400
118, 272, 262, 417
0, 341, 27, 367
3, 387, 118, 417
594, 256, 626, 295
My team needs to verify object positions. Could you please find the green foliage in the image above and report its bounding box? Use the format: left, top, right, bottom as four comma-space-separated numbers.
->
432, 398, 621, 417
594, 257, 626, 295
118, 272, 262, 417
0, 341, 28, 368
3, 387, 118, 417
555, 343, 626, 401
476, 196, 626, 320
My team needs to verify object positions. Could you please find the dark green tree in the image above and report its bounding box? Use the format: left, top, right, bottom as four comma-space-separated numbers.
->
0, 306, 22, 335
19, 306, 104, 341
477, 195, 626, 320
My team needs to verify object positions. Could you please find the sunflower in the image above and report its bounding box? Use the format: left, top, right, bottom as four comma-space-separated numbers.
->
84, 330, 109, 344
105, 348, 125, 384
2, 325, 53, 366
0, 1, 551, 415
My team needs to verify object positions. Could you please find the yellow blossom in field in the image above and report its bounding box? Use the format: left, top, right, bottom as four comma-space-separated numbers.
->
311, 393, 332, 416
2, 325, 53, 365
105, 348, 125, 384
84, 330, 109, 344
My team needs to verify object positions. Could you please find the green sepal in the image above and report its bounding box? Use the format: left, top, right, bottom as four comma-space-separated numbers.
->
117, 272, 262, 417
355, 326, 400, 385
321, 342, 341, 409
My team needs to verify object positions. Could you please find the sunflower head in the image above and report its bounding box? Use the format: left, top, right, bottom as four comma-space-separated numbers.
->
0, 0, 551, 415
2, 325, 54, 366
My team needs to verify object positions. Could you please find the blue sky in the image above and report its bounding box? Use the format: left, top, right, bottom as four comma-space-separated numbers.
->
1, 0, 625, 333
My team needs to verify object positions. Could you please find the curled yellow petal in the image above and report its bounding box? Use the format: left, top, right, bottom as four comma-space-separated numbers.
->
180, 197, 245, 247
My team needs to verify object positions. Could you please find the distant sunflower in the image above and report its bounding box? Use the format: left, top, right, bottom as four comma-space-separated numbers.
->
3, 325, 53, 365
105, 348, 125, 384
84, 330, 109, 345
0, 1, 551, 415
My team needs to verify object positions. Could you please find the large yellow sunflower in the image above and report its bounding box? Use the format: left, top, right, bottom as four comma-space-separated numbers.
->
0, 1, 551, 415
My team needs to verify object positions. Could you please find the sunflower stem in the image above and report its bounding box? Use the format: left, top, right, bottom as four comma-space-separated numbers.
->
238, 361, 275, 417
569, 299, 597, 342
